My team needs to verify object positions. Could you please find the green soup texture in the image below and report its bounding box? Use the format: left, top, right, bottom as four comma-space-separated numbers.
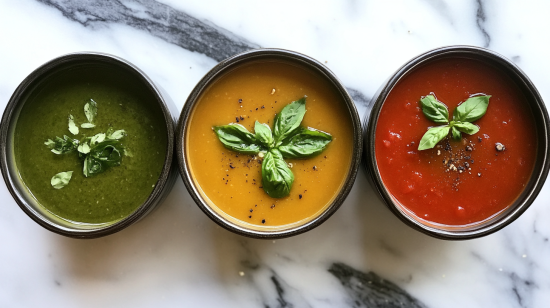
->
14, 65, 167, 224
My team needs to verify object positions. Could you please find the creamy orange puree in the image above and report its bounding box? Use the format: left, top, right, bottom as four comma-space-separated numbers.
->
186, 60, 353, 229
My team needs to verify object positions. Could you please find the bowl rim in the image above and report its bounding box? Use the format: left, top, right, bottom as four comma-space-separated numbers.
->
363, 45, 550, 240
0, 52, 176, 239
176, 48, 363, 239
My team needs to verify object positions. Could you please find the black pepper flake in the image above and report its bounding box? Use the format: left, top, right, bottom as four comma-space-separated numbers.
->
271, 204, 275, 209
299, 194, 302, 199
261, 105, 265, 109
238, 99, 242, 103
255, 204, 257, 207
478, 136, 483, 142
250, 209, 253, 212
240, 116, 244, 120
229, 164, 235, 169
262, 219, 265, 224
471, 159, 474, 164
248, 215, 251, 218
313, 166, 317, 171
236, 117, 240, 123
256, 108, 258, 110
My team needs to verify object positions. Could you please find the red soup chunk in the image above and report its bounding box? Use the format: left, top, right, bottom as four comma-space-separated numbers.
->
375, 57, 537, 226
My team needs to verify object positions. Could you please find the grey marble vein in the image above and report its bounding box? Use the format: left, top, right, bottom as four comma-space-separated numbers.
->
475, 0, 491, 47
35, 0, 260, 61
329, 263, 427, 308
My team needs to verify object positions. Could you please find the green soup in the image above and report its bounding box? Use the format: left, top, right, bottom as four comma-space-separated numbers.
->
14, 65, 167, 224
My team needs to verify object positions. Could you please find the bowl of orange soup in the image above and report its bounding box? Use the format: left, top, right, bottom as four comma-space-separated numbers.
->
176, 49, 362, 238
364, 46, 550, 240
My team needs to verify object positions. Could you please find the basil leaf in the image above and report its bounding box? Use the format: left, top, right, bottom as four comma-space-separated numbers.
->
254, 121, 273, 148
453, 121, 480, 135
418, 126, 450, 150
451, 126, 461, 141
455, 95, 490, 122
214, 124, 261, 154
83, 140, 124, 177
261, 149, 294, 198
77, 141, 90, 154
45, 135, 79, 154
84, 99, 98, 123
106, 128, 126, 140
90, 133, 106, 146
83, 155, 102, 177
51, 171, 73, 189
278, 127, 332, 159
420, 95, 449, 124
81, 123, 95, 128
273, 97, 306, 146
68, 114, 79, 135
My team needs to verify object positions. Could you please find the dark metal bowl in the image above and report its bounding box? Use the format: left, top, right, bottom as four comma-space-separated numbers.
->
0, 52, 178, 238
363, 45, 550, 240
176, 48, 362, 239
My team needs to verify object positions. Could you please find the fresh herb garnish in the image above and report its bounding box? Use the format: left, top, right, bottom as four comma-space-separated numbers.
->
68, 114, 79, 135
418, 94, 490, 150
81, 99, 97, 128
45, 100, 128, 187
51, 171, 73, 189
45, 135, 79, 154
214, 96, 332, 198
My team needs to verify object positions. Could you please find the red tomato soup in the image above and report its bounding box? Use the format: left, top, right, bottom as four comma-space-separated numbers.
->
375, 57, 537, 226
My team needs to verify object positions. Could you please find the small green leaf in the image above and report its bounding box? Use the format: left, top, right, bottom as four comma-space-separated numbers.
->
451, 126, 461, 141
273, 97, 307, 146
261, 149, 294, 198
454, 121, 480, 135
254, 121, 273, 148
51, 171, 73, 189
45, 135, 79, 154
418, 126, 450, 150
420, 95, 449, 124
213, 124, 262, 154
90, 133, 106, 146
106, 128, 126, 140
68, 114, 79, 135
84, 99, 98, 123
78, 141, 90, 154
81, 123, 95, 128
455, 95, 490, 122
278, 127, 332, 159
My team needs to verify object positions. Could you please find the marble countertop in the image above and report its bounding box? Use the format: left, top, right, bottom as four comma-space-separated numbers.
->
2, 1, 550, 307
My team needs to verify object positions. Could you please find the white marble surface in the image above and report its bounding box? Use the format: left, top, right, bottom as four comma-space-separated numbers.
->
1, 0, 550, 307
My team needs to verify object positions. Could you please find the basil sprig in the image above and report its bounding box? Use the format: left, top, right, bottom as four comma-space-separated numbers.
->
45, 135, 79, 154
418, 94, 490, 150
45, 99, 128, 188
214, 97, 332, 198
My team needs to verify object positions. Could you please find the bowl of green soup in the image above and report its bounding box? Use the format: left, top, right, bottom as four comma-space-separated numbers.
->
0, 52, 177, 238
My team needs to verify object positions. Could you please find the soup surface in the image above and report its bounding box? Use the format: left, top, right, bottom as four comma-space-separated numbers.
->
375, 57, 537, 226
15, 66, 167, 224
186, 60, 354, 228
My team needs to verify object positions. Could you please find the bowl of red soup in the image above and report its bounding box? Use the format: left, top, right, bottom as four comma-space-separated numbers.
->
364, 46, 550, 240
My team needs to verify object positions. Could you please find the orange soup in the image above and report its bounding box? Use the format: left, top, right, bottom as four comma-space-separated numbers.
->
186, 60, 354, 229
